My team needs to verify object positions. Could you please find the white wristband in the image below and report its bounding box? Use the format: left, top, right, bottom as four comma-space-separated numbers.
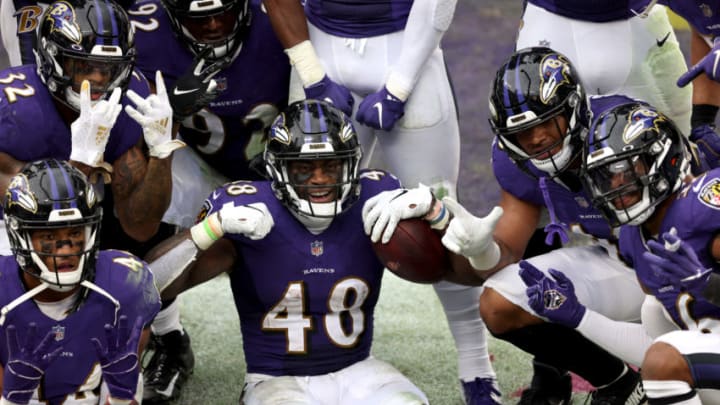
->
385, 70, 412, 102
190, 212, 224, 250
284, 40, 326, 87
468, 241, 501, 271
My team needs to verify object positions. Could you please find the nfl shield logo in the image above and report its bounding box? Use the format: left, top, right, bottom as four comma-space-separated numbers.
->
311, 240, 323, 257
52, 325, 65, 341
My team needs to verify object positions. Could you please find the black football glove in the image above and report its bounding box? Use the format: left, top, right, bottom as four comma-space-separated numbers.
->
168, 51, 227, 122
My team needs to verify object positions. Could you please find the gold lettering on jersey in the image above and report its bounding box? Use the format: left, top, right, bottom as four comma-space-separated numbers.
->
16, 6, 44, 34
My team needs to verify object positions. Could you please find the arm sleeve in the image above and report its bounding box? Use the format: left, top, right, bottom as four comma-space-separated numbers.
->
385, 0, 458, 100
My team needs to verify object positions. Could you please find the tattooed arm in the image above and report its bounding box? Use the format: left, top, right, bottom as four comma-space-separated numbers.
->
111, 144, 173, 242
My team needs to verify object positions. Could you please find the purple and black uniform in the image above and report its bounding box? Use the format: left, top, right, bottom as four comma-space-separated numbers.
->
659, 0, 720, 38
526, 0, 652, 22
619, 168, 720, 327
130, 0, 290, 180
304, 0, 412, 37
0, 250, 160, 404
199, 169, 399, 375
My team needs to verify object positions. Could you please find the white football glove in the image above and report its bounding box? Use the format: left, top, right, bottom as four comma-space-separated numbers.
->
125, 71, 186, 159
362, 185, 434, 244
218, 202, 274, 240
69, 80, 121, 170
441, 197, 503, 271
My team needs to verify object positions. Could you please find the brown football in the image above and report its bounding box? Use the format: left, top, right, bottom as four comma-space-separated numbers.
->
371, 218, 450, 284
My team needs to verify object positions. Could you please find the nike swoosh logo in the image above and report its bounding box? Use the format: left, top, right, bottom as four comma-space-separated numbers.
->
657, 32, 671, 47
155, 372, 180, 397
173, 88, 198, 96
692, 174, 707, 193
373, 102, 383, 128
212, 190, 221, 200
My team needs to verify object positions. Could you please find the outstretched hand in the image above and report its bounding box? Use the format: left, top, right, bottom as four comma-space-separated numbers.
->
643, 228, 712, 297
678, 38, 720, 87
519, 260, 586, 328
91, 315, 144, 401
3, 323, 64, 404
69, 80, 121, 171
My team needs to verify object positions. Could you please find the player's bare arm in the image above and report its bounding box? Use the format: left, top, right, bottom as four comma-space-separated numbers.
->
262, 0, 310, 48
0, 152, 26, 197
111, 144, 172, 242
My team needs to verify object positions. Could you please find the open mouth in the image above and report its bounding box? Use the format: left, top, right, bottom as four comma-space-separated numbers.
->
308, 189, 335, 203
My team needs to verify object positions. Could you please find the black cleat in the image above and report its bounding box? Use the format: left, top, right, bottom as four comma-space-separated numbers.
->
589, 367, 647, 405
142, 330, 195, 404
518, 360, 572, 405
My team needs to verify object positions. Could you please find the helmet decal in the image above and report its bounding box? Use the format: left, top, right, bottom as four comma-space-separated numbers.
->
623, 106, 665, 144
339, 120, 356, 143
269, 113, 291, 145
47, 1, 81, 44
539, 54, 570, 104
5, 174, 37, 214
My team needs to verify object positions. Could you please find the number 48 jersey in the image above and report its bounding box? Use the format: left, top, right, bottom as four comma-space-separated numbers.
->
198, 169, 400, 376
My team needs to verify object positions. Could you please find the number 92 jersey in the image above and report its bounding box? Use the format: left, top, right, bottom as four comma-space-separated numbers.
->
197, 169, 400, 376
128, 0, 291, 180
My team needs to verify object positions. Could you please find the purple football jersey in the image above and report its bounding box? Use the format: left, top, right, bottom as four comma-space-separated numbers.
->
492, 142, 614, 241
305, 0, 413, 37
195, 169, 400, 376
0, 250, 160, 403
528, 0, 653, 22
660, 1, 720, 38
130, 0, 290, 180
0, 64, 147, 164
620, 169, 720, 328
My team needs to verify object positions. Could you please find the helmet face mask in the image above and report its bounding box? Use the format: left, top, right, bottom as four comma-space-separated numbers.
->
161, 0, 250, 61
4, 160, 102, 291
489, 47, 587, 176
35, 0, 135, 110
584, 102, 690, 227
265, 100, 362, 218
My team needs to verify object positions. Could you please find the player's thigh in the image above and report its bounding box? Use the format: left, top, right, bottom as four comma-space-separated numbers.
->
307, 22, 391, 94
375, 49, 460, 196
338, 357, 428, 405
161, 146, 229, 228
242, 373, 318, 405
484, 245, 644, 321
654, 330, 720, 401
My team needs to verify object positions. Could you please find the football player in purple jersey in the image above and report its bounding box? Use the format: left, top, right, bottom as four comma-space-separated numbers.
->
261, 1, 500, 402
0, 0, 183, 255
126, 0, 290, 401
365, 48, 653, 404
143, 99, 442, 404
0, 159, 160, 405
532, 99, 720, 404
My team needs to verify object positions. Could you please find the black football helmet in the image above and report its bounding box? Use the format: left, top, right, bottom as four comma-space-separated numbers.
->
489, 47, 587, 176
161, 0, 250, 62
583, 101, 691, 226
265, 99, 362, 218
4, 159, 102, 291
35, 0, 135, 111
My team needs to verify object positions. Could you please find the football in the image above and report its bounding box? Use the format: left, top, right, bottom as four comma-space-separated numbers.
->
371, 218, 450, 284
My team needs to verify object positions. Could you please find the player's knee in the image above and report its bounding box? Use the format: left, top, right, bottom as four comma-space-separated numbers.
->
641, 342, 692, 383
479, 287, 529, 335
